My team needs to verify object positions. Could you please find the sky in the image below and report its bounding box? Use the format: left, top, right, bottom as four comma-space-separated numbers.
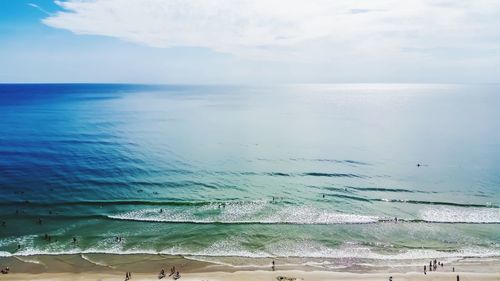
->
1, 0, 500, 84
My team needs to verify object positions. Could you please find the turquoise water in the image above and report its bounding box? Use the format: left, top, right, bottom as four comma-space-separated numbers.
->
0, 84, 499, 266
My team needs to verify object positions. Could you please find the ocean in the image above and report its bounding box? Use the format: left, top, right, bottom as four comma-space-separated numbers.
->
0, 83, 499, 268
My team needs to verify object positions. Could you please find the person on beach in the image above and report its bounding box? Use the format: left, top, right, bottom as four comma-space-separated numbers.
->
389, 276, 393, 281
169, 266, 176, 277
159, 268, 165, 279
1, 267, 9, 274
173, 271, 181, 280
429, 261, 432, 271
125, 272, 129, 281
272, 260, 275, 271
424, 265, 426, 275
457, 274, 459, 281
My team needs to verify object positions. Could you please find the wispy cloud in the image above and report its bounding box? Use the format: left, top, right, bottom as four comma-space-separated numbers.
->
41, 0, 500, 62
28, 3, 51, 15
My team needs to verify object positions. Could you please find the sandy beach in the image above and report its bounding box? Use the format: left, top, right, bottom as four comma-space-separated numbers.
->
1, 255, 499, 281
3, 270, 499, 281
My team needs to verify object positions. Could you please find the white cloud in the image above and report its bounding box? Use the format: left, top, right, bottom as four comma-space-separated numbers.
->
41, 0, 500, 68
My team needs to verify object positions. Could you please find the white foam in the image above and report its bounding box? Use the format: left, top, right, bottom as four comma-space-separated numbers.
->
107, 203, 379, 224
14, 256, 47, 267
81, 254, 116, 268
420, 207, 500, 223
264, 239, 500, 260
0, 251, 12, 257
2, 243, 499, 261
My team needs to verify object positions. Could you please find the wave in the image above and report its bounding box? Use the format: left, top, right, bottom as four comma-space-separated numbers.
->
263, 240, 500, 260
107, 204, 379, 225
420, 207, 500, 223
303, 172, 364, 178
81, 254, 117, 268
1, 199, 219, 207
325, 193, 371, 202
4, 198, 496, 209
375, 199, 498, 208
2, 241, 499, 261
345, 186, 423, 193
14, 256, 47, 267
288, 158, 370, 165
4, 197, 499, 225
104, 199, 499, 224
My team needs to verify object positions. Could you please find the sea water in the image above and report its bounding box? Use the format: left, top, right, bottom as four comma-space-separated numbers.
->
0, 83, 499, 266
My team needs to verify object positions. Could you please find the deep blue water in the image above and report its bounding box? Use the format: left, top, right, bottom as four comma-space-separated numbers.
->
0, 83, 499, 266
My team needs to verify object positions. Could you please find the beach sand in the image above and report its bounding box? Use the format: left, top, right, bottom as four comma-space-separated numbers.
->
3, 270, 500, 281
1, 255, 499, 281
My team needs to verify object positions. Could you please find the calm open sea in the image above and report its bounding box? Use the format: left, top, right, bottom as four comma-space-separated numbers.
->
0, 84, 499, 267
